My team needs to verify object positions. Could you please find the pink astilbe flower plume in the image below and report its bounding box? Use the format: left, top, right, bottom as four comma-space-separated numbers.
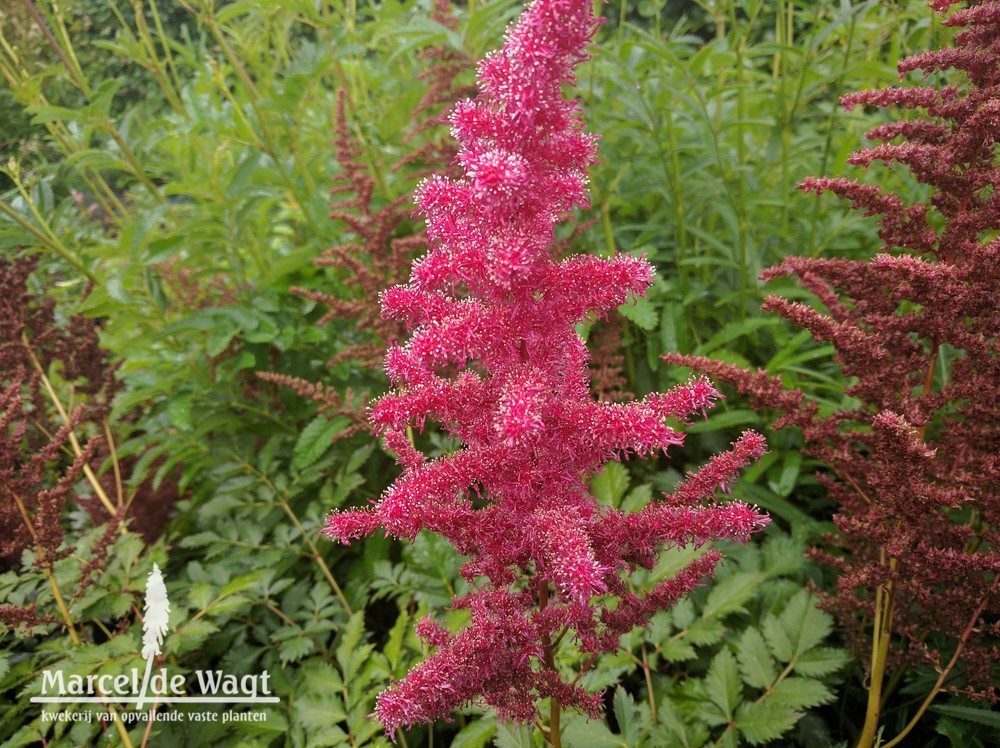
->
323, 0, 767, 736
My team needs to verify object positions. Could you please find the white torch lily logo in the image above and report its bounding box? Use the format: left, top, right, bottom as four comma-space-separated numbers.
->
136, 563, 169, 709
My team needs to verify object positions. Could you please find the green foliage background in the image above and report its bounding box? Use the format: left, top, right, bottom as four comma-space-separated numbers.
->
1, 1, 997, 747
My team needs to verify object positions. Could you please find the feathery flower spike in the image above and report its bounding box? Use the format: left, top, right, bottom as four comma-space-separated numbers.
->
323, 0, 768, 736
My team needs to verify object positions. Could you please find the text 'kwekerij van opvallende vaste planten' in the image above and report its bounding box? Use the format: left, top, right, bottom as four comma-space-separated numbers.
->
1, 0, 998, 746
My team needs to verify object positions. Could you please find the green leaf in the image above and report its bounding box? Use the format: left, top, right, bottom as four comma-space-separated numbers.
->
659, 302, 690, 354
294, 661, 349, 742
494, 722, 534, 748
702, 571, 763, 620
685, 617, 726, 647
695, 318, 780, 356
619, 295, 657, 330
771, 451, 802, 498
561, 714, 628, 747
705, 650, 742, 721
279, 635, 315, 664
684, 408, 759, 433
734, 701, 801, 745
932, 704, 1000, 729
336, 612, 373, 682
769, 677, 834, 710
383, 611, 409, 672
737, 628, 778, 690
935, 716, 983, 748
293, 415, 352, 470
762, 590, 832, 664
658, 636, 698, 663
166, 395, 193, 431
170, 619, 218, 656
450, 716, 497, 748
792, 647, 850, 678
620, 483, 652, 512
220, 570, 265, 597
592, 462, 629, 504
613, 687, 641, 746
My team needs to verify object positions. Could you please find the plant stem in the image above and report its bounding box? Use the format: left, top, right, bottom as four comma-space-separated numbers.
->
640, 643, 657, 725
0, 172, 99, 283
102, 419, 125, 507
22, 335, 119, 517
22, 0, 91, 96
231, 455, 354, 616
539, 579, 562, 748
856, 553, 896, 748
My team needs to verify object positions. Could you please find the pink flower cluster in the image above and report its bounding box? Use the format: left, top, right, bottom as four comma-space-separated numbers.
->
323, 0, 767, 734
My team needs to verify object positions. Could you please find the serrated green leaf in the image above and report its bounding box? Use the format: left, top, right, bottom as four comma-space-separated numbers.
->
771, 451, 802, 498
672, 599, 696, 630
220, 570, 265, 597
619, 295, 657, 330
792, 647, 849, 678
621, 483, 652, 512
166, 394, 193, 431
658, 636, 698, 663
293, 415, 351, 470
279, 635, 315, 664
762, 536, 807, 579
495, 722, 534, 748
187, 581, 215, 609
659, 302, 690, 354
561, 714, 628, 747
383, 611, 410, 672
337, 612, 373, 682
769, 677, 833, 710
734, 700, 801, 745
737, 628, 778, 690
762, 590, 831, 664
685, 617, 726, 647
69, 718, 96, 745
294, 691, 348, 734
613, 687, 641, 746
450, 715, 497, 747
932, 704, 1000, 729
935, 716, 983, 748
170, 619, 218, 655
703, 572, 763, 620
705, 650, 742, 720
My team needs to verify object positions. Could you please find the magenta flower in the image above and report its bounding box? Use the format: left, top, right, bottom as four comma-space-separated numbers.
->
323, 0, 768, 736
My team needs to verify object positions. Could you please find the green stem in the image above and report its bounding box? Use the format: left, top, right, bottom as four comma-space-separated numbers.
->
0, 196, 98, 283
23, 0, 90, 96
230, 454, 353, 616
539, 579, 562, 748
855, 556, 896, 748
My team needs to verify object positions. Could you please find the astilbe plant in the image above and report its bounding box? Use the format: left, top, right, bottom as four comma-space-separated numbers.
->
322, 0, 769, 742
0, 255, 124, 630
667, 2, 1000, 746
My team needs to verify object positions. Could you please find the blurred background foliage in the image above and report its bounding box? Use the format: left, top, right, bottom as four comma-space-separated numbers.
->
1, 0, 991, 746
